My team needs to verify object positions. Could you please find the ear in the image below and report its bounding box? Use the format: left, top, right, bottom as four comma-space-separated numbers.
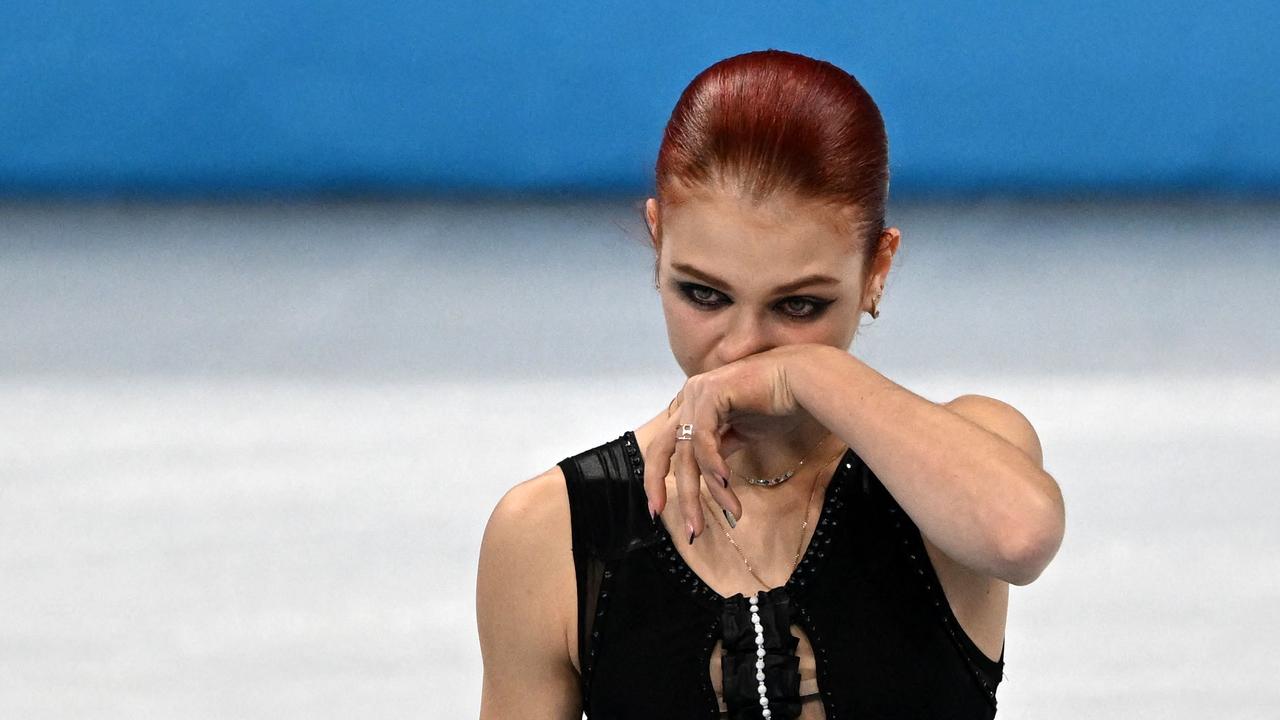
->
881, 226, 901, 256
863, 227, 901, 303
644, 198, 661, 252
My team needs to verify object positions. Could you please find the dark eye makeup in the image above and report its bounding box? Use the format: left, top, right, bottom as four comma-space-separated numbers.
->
675, 281, 834, 320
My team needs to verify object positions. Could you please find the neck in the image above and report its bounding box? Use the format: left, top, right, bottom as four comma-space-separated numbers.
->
725, 414, 841, 499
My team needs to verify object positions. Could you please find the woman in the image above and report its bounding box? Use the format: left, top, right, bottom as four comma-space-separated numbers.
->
477, 49, 1064, 719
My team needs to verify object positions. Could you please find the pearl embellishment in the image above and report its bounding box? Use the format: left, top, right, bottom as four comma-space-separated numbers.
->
749, 595, 771, 715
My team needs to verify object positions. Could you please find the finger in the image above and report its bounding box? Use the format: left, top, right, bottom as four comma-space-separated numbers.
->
674, 401, 704, 541
694, 389, 742, 521
674, 439, 702, 541
641, 422, 674, 519
691, 389, 732, 486
715, 426, 747, 523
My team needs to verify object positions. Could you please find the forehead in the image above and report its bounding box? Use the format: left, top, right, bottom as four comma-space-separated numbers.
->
660, 189, 863, 277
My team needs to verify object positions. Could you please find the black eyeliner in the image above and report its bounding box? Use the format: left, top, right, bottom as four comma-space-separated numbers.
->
676, 281, 834, 319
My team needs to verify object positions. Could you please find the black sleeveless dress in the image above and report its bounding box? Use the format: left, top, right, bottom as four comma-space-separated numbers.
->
559, 430, 1005, 719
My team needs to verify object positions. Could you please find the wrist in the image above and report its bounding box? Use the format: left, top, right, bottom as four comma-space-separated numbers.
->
784, 343, 845, 412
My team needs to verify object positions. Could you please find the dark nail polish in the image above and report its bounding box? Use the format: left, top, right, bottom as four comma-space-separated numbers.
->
688, 529, 696, 545
720, 474, 728, 488
649, 506, 657, 524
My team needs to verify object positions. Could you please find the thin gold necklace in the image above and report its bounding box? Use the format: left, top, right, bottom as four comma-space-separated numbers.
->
699, 446, 847, 589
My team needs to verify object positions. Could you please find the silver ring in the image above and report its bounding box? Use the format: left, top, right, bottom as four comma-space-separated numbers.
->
675, 423, 694, 441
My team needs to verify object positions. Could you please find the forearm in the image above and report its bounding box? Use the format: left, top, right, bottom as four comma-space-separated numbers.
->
787, 344, 1060, 583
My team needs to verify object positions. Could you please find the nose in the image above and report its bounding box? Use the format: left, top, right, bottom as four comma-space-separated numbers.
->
716, 310, 775, 365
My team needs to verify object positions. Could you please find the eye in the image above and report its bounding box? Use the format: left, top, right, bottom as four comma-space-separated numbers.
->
677, 282, 833, 321
677, 283, 728, 308
779, 297, 830, 319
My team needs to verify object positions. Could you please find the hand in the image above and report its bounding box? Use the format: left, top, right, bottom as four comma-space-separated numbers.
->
641, 344, 813, 542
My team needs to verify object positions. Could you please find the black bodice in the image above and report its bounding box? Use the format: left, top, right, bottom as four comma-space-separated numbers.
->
560, 430, 1004, 719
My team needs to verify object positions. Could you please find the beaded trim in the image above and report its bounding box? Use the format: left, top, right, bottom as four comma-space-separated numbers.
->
621, 431, 854, 610
615, 431, 1000, 711
883, 499, 1002, 708
579, 560, 619, 706
785, 457, 849, 599
576, 433, 644, 707
621, 431, 725, 716
786, 456, 860, 720
699, 617, 723, 718
622, 431, 855, 718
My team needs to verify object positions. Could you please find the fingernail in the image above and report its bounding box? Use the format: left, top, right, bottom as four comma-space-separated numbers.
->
687, 524, 696, 545
722, 508, 737, 529
648, 503, 657, 524
719, 473, 729, 488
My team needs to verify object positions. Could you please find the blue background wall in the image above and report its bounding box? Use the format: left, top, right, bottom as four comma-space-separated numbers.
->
2, 1, 1277, 198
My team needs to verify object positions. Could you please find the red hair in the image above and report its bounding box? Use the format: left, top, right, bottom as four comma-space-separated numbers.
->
653, 49, 889, 258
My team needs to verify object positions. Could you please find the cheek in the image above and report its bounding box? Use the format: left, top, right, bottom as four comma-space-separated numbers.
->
662, 304, 690, 340
817, 316, 860, 352
661, 298, 714, 349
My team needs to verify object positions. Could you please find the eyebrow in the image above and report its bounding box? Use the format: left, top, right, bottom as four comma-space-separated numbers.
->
670, 262, 841, 295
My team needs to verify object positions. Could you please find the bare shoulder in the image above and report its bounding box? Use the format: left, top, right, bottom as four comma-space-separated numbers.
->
477, 465, 581, 719
478, 464, 574, 639
944, 393, 1044, 469
484, 465, 572, 544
